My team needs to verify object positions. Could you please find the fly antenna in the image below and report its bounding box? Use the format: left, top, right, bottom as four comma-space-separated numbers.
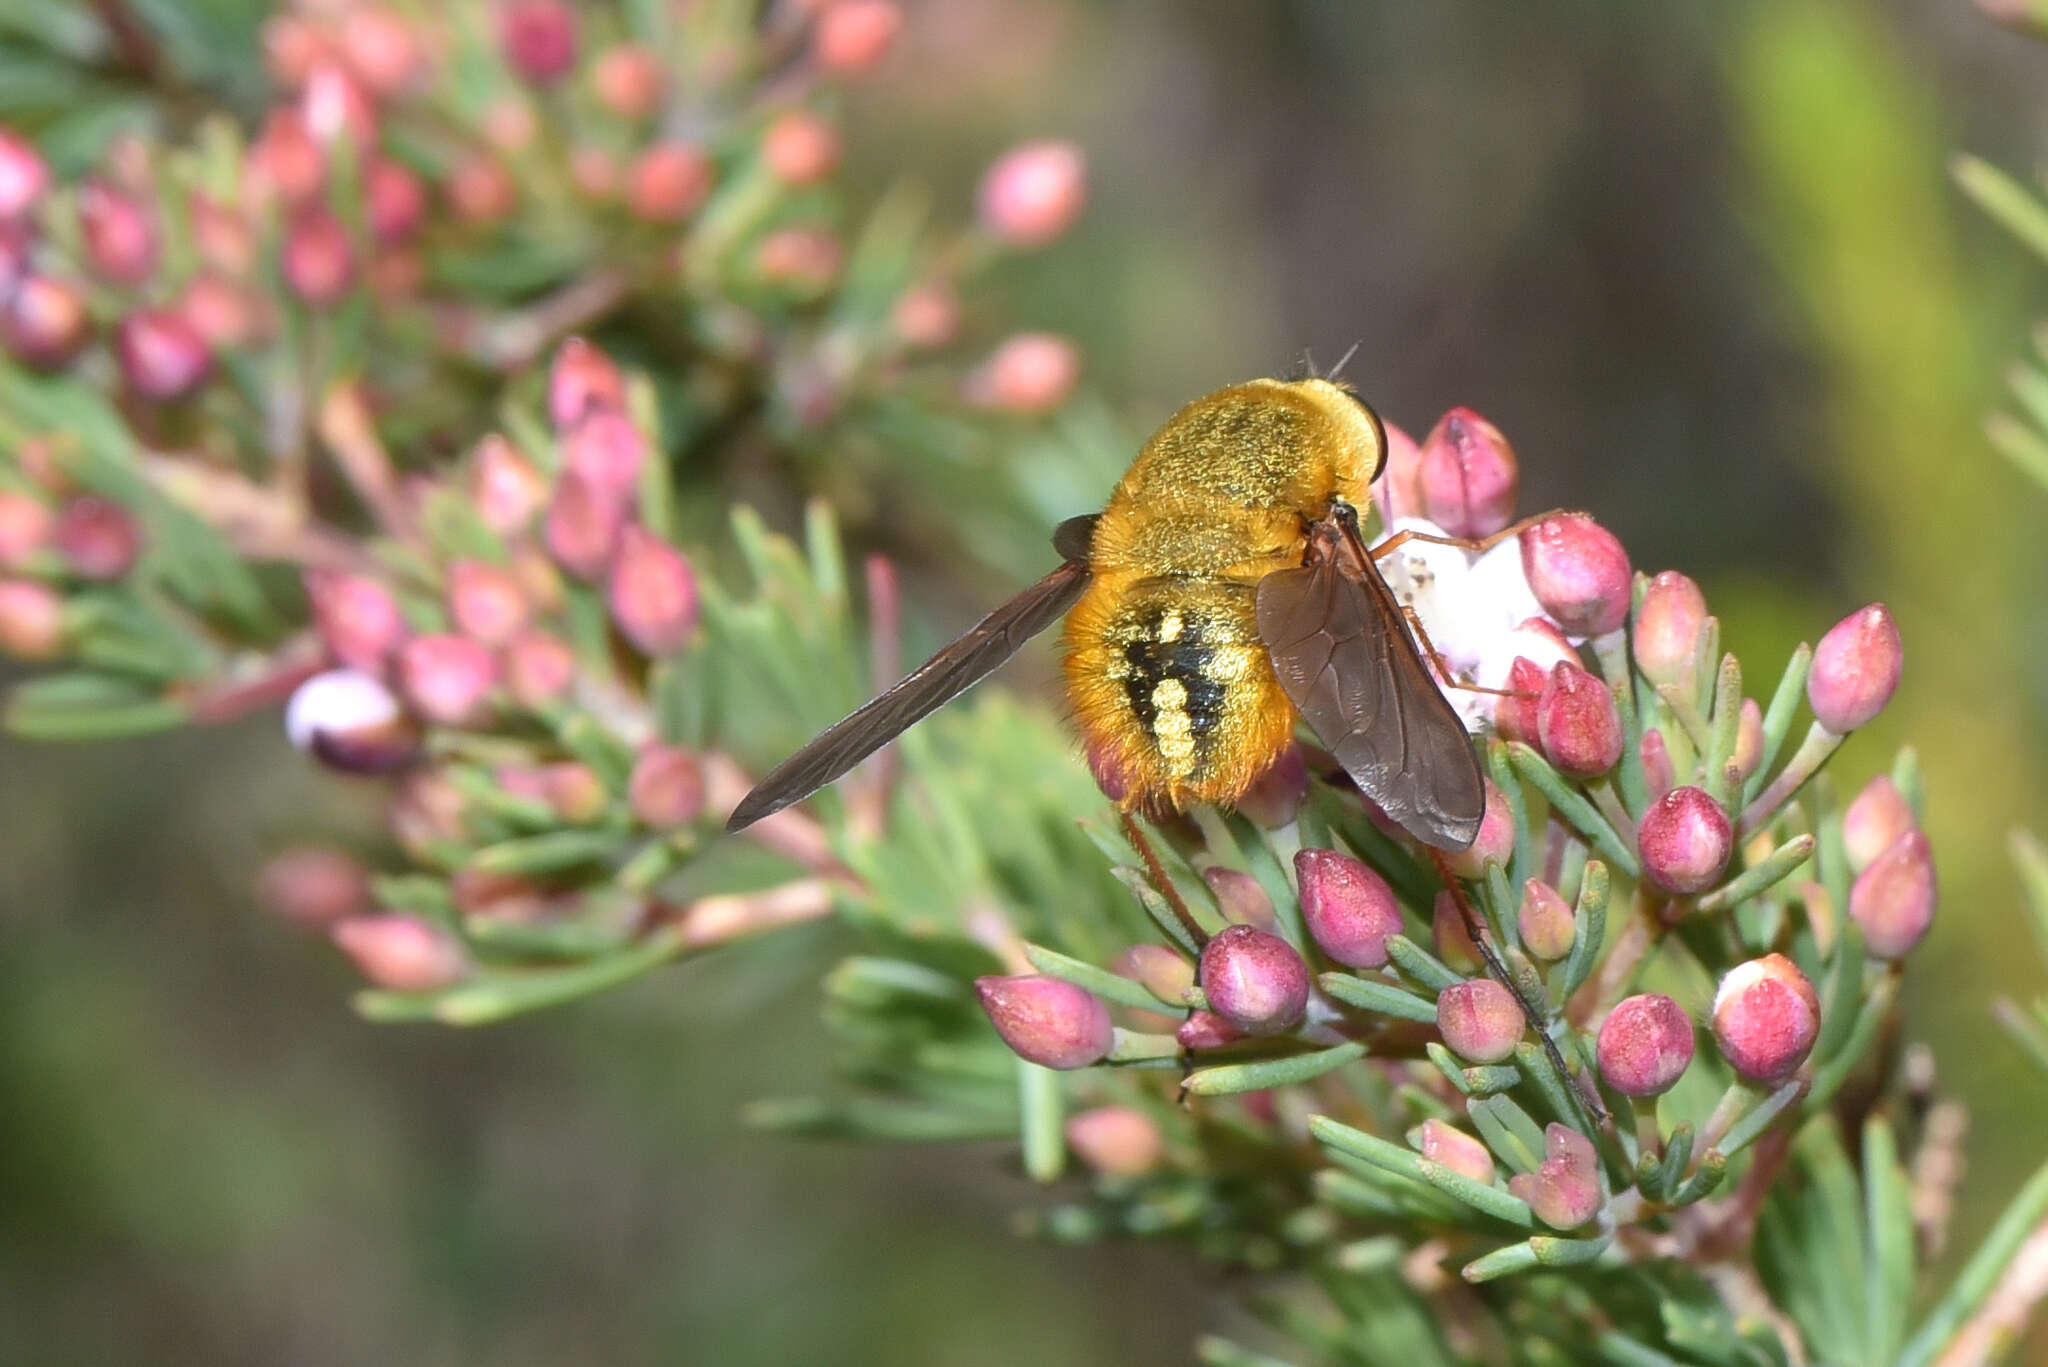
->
1325, 339, 1362, 382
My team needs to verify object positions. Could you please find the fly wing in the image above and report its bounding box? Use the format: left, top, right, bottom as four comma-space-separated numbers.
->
726, 560, 1090, 832
1255, 555, 1484, 850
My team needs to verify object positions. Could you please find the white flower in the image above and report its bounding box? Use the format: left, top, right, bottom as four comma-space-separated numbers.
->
285, 668, 401, 751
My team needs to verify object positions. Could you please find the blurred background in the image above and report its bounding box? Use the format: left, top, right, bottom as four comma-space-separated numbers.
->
6, 0, 2048, 1361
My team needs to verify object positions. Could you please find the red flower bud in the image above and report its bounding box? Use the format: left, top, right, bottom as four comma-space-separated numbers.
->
1632, 570, 1708, 690
399, 634, 497, 726
975, 974, 1113, 1069
754, 226, 843, 291
1843, 774, 1915, 874
1597, 993, 1694, 1096
307, 570, 405, 673
1114, 943, 1194, 1002
0, 491, 51, 568
283, 207, 357, 306
1638, 727, 1675, 803
449, 154, 516, 224
1203, 866, 1275, 930
977, 140, 1087, 250
764, 110, 841, 186
1849, 829, 1936, 960
1444, 779, 1514, 878
503, 629, 576, 708
1296, 846, 1403, 969
1175, 1008, 1244, 1051
341, 7, 422, 97
1807, 603, 1902, 734
544, 471, 626, 580
1517, 878, 1576, 962
1509, 1124, 1603, 1229
250, 111, 327, 207
626, 141, 714, 223
0, 128, 49, 220
1436, 977, 1523, 1062
1712, 953, 1819, 1082
813, 0, 901, 73
1, 274, 90, 369
1419, 1118, 1495, 1184
965, 332, 1079, 414
331, 914, 468, 991
1417, 408, 1519, 538
1637, 786, 1732, 895
53, 496, 139, 579
628, 743, 705, 828
890, 281, 960, 350
549, 338, 628, 430
608, 525, 698, 656
77, 182, 158, 286
1066, 1105, 1163, 1176
498, 0, 579, 85
1536, 661, 1622, 778
1199, 924, 1310, 1034
114, 308, 211, 400
1520, 513, 1632, 637
592, 43, 666, 119
1432, 889, 1481, 974
256, 846, 371, 928
0, 577, 64, 657
179, 274, 263, 350
1493, 654, 1549, 745
285, 668, 417, 773
365, 158, 427, 244
447, 559, 530, 646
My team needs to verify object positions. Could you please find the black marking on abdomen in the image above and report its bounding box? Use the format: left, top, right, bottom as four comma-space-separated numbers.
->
1120, 607, 1226, 773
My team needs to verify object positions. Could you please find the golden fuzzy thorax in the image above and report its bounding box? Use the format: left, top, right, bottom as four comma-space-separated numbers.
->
1063, 377, 1384, 810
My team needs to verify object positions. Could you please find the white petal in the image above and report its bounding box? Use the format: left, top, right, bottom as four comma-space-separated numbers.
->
286, 668, 401, 750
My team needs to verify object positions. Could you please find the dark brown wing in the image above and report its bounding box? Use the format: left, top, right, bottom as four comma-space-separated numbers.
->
1255, 533, 1484, 850
726, 560, 1090, 832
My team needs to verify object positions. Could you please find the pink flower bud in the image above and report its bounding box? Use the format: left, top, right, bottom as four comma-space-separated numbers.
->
1843, 775, 1916, 873
285, 668, 417, 772
1444, 780, 1514, 878
449, 154, 517, 223
340, 7, 422, 97
1537, 661, 1623, 778
1509, 1124, 1603, 1229
1517, 879, 1576, 961
1521, 513, 1632, 637
891, 281, 959, 350
331, 914, 467, 991
1807, 603, 1902, 734
256, 846, 370, 928
0, 491, 51, 567
306, 570, 404, 673
1432, 890, 1481, 974
0, 578, 63, 657
301, 63, 377, 148
1203, 867, 1275, 929
447, 559, 530, 646
977, 139, 1087, 250
502, 629, 576, 708
1849, 829, 1936, 960
626, 141, 713, 223
469, 434, 549, 534
77, 182, 158, 286
1639, 728, 1675, 803
569, 145, 619, 201
498, 0, 579, 85
1416, 408, 1519, 538
629, 743, 705, 827
754, 226, 843, 291
813, 0, 901, 73
592, 43, 666, 118
0, 128, 48, 219
283, 208, 356, 306
1295, 846, 1403, 969
250, 111, 327, 207
1370, 419, 1425, 522
399, 634, 497, 726
1712, 954, 1819, 1082
53, 496, 139, 579
1732, 698, 1764, 782
114, 308, 211, 400
189, 195, 255, 276
1066, 1105, 1163, 1176
975, 974, 1113, 1069
1597, 993, 1694, 1096
179, 274, 263, 350
1199, 924, 1310, 1034
1115, 943, 1195, 1002
1436, 977, 1523, 1063
1, 275, 90, 369
503, 761, 607, 824
263, 14, 328, 87
1419, 1118, 1495, 1184
545, 472, 626, 579
364, 158, 426, 244
966, 332, 1080, 414
1632, 570, 1708, 691
550, 338, 628, 429
608, 526, 698, 655
389, 769, 467, 857
1493, 655, 1549, 745
1637, 786, 1733, 895
1175, 1009, 1244, 1051
764, 109, 841, 185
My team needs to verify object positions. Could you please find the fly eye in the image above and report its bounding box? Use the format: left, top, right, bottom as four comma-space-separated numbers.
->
1346, 392, 1389, 484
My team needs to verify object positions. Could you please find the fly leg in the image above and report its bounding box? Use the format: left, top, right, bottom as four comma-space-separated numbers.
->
1395, 604, 1535, 701
1369, 508, 1583, 560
